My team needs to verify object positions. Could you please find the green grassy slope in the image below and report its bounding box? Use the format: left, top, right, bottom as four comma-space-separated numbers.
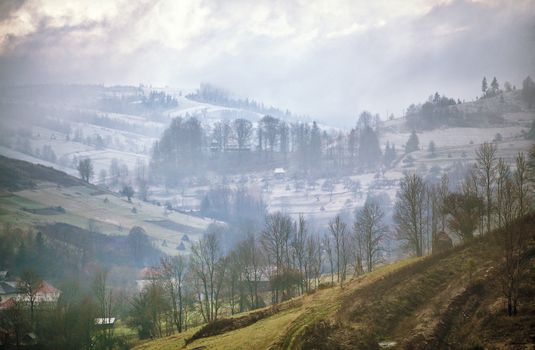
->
0, 156, 211, 255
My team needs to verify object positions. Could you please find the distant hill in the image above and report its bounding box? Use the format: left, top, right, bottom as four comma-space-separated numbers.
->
0, 155, 86, 191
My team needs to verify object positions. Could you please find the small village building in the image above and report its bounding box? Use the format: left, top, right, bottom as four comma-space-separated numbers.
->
94, 318, 117, 330
0, 277, 61, 305
273, 168, 286, 179
434, 231, 453, 253
0, 297, 17, 310
136, 267, 161, 291
21, 332, 37, 347
0, 282, 19, 302
32, 281, 61, 303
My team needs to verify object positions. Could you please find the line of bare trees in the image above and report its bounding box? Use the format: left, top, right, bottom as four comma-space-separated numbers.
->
394, 142, 533, 316
128, 199, 390, 339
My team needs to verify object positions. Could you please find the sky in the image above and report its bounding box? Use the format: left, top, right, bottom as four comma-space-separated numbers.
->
0, 0, 534, 126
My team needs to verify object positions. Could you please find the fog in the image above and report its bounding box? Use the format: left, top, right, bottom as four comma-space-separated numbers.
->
1, 0, 534, 125
1, 1, 535, 349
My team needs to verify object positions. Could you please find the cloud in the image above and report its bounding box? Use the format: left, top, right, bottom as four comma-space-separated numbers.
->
0, 0, 534, 125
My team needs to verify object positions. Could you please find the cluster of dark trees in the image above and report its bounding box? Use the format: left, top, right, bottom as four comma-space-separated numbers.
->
394, 142, 533, 315
406, 92, 461, 129
405, 75, 534, 130
522, 76, 535, 108
186, 83, 303, 121
481, 76, 503, 98
200, 186, 267, 228
99, 90, 177, 115
150, 111, 387, 186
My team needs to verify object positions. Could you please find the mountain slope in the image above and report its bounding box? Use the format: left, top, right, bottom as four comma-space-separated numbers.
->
134, 214, 535, 349
0, 155, 212, 256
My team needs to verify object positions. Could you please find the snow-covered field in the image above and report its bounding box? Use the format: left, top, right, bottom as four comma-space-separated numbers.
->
1, 87, 533, 230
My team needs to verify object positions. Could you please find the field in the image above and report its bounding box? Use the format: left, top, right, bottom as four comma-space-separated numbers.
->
0, 176, 212, 255
0, 87, 533, 228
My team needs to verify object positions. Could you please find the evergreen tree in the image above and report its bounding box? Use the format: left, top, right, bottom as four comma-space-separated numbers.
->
526, 120, 535, 140
405, 130, 420, 153
358, 126, 381, 168
310, 121, 322, 168
481, 77, 488, 95
428, 141, 436, 157
522, 76, 535, 108
384, 142, 397, 167
490, 77, 500, 96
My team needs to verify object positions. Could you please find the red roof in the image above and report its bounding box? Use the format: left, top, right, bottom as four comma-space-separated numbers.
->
36, 281, 60, 294
0, 297, 16, 310
138, 267, 160, 279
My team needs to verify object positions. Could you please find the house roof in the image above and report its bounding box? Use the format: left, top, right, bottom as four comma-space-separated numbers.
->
0, 282, 18, 295
0, 297, 16, 310
274, 167, 286, 174
36, 281, 60, 295
436, 231, 452, 242
138, 267, 160, 280
95, 318, 116, 325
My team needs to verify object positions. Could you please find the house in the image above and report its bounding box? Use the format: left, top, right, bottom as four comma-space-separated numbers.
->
0, 297, 17, 310
21, 332, 37, 347
0, 271, 8, 281
32, 281, 61, 303
0, 280, 61, 305
434, 231, 453, 253
94, 318, 117, 330
273, 168, 286, 180
0, 281, 19, 302
136, 267, 161, 291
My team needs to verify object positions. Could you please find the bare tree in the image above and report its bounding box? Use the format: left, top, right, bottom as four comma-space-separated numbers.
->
233, 118, 253, 151
261, 212, 292, 303
225, 250, 243, 314
444, 191, 483, 241
437, 174, 450, 232
93, 268, 116, 349
160, 255, 187, 332
260, 115, 279, 152
475, 142, 498, 234
77, 158, 94, 183
394, 173, 426, 256
237, 233, 263, 310
291, 215, 307, 294
18, 270, 42, 325
514, 152, 529, 218
354, 200, 388, 273
496, 158, 511, 229
323, 235, 335, 285
328, 215, 348, 285
190, 230, 226, 322
305, 234, 322, 290
495, 176, 525, 316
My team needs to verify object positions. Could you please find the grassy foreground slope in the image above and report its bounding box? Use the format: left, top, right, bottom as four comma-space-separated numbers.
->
137, 214, 535, 350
